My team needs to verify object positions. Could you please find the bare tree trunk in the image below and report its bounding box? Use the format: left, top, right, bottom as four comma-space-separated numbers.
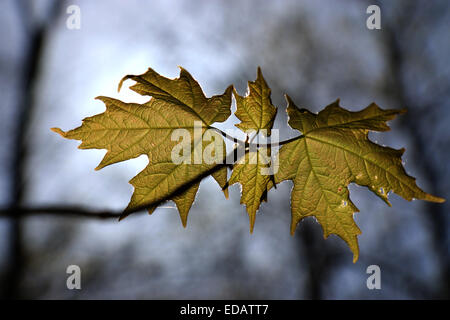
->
2, 1, 63, 299
380, 1, 449, 299
298, 223, 323, 299
296, 221, 343, 299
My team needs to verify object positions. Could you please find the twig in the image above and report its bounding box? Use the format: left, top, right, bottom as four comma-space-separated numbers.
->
210, 126, 304, 147
0, 206, 124, 219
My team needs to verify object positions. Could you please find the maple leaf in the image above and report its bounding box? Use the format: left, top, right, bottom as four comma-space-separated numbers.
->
52, 67, 232, 226
233, 67, 277, 135
228, 147, 273, 232
228, 68, 277, 232
274, 95, 445, 262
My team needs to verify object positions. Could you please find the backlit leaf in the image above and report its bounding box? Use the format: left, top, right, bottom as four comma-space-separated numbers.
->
274, 95, 445, 262
233, 67, 277, 135
52, 67, 232, 226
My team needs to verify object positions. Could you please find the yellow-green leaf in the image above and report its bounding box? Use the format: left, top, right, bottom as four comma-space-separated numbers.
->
52, 67, 231, 226
275, 95, 445, 262
233, 67, 277, 136
228, 147, 272, 232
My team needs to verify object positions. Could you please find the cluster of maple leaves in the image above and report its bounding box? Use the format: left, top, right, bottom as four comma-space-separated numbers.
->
53, 67, 444, 262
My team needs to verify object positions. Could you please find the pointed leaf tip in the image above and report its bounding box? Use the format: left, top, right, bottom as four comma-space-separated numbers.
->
118, 212, 129, 221
249, 214, 256, 234
257, 66, 263, 78
117, 73, 142, 92
118, 78, 125, 92
51, 127, 66, 137
284, 94, 294, 105
181, 216, 188, 228
289, 218, 297, 236
425, 194, 446, 203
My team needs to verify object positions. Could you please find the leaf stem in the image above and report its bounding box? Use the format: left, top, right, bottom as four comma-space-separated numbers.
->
209, 126, 304, 147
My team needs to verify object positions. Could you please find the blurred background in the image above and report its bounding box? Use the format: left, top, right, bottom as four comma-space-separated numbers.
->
0, 0, 449, 299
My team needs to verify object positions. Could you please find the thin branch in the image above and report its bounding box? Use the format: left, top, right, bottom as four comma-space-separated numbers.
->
4, 0, 66, 299
0, 164, 229, 220
0, 146, 235, 220
210, 126, 304, 147
0, 206, 124, 219
0, 129, 301, 220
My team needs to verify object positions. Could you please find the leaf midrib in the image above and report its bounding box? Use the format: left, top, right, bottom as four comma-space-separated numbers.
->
300, 110, 399, 135
302, 138, 353, 240
305, 134, 418, 194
